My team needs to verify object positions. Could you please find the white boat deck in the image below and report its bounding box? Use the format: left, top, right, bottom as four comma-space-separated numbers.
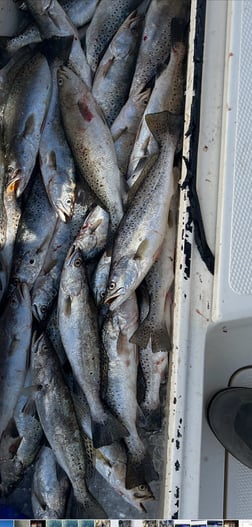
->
163, 0, 252, 519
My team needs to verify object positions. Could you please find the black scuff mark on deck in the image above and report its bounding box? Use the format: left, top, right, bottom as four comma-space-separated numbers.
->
175, 460, 180, 471
184, 238, 192, 279
181, 0, 214, 275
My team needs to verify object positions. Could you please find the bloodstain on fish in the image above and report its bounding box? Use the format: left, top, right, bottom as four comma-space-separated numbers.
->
78, 98, 94, 122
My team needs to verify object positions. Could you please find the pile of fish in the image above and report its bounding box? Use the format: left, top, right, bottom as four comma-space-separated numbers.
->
0, 0, 189, 519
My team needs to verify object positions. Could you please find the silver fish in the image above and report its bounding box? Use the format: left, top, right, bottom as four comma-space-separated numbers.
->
92, 250, 111, 306
25, 0, 92, 87
111, 88, 151, 177
46, 303, 68, 366
3, 24, 42, 55
85, 0, 143, 74
3, 0, 97, 61
92, 10, 143, 126
0, 283, 32, 439
58, 66, 125, 232
130, 184, 178, 352
61, 0, 100, 27
32, 445, 70, 518
139, 339, 168, 430
101, 293, 158, 489
0, 47, 35, 123
0, 190, 22, 305
31, 182, 93, 322
129, 0, 189, 96
58, 245, 128, 448
71, 383, 155, 511
0, 377, 43, 495
39, 56, 76, 222
104, 111, 182, 310
127, 34, 186, 183
74, 205, 109, 262
31, 331, 107, 517
10, 170, 57, 291
3, 52, 52, 197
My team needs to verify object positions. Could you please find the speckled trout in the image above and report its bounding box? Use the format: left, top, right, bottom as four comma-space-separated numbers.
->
105, 111, 183, 310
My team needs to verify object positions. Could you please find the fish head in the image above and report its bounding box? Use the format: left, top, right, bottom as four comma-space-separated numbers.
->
105, 254, 144, 311
110, 462, 154, 511
32, 278, 57, 322
76, 206, 109, 261
92, 252, 111, 305
48, 173, 76, 222
31, 331, 53, 385
61, 245, 84, 296
57, 66, 84, 107
6, 133, 36, 197
111, 11, 143, 59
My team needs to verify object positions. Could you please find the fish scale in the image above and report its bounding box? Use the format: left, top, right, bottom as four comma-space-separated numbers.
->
104, 111, 183, 311
3, 52, 52, 197
85, 0, 143, 74
58, 245, 128, 449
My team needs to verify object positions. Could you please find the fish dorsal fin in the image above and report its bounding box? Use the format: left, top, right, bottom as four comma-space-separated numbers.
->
126, 152, 159, 207
145, 111, 183, 145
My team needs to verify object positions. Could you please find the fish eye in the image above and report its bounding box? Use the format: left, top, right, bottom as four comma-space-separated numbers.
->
137, 484, 146, 491
58, 77, 64, 86
74, 257, 82, 268
100, 291, 106, 299
66, 198, 72, 205
108, 280, 116, 291
42, 345, 49, 352
40, 305, 47, 313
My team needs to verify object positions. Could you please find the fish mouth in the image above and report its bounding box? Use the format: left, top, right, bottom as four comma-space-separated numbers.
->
55, 199, 74, 223
66, 243, 81, 267
6, 170, 22, 195
104, 288, 125, 310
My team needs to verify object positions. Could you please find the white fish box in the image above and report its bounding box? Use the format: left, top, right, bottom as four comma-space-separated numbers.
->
3, 0, 251, 521
163, 0, 252, 519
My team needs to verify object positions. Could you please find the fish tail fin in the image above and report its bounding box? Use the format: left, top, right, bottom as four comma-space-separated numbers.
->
130, 319, 171, 353
141, 406, 163, 432
91, 412, 129, 448
145, 111, 183, 145
125, 451, 159, 489
152, 325, 172, 353
72, 492, 107, 519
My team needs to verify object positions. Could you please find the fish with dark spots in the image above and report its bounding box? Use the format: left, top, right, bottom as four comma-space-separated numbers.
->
3, 52, 52, 197
105, 111, 183, 311
58, 245, 129, 448
86, 0, 144, 74
58, 66, 126, 233
102, 293, 158, 489
92, 10, 144, 126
